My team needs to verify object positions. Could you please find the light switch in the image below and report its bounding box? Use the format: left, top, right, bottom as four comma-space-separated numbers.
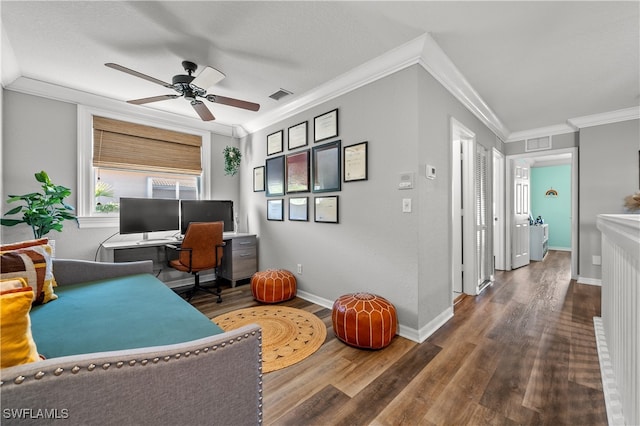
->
402, 198, 412, 213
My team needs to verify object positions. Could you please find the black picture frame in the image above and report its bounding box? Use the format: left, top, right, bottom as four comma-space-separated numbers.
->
288, 121, 308, 150
314, 195, 339, 223
312, 140, 341, 193
265, 155, 285, 197
343, 141, 368, 182
286, 150, 310, 193
314, 108, 338, 142
288, 197, 309, 221
267, 199, 284, 221
267, 130, 284, 156
253, 166, 265, 192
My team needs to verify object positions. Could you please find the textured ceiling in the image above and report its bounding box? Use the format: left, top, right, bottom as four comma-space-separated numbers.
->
2, 1, 638, 138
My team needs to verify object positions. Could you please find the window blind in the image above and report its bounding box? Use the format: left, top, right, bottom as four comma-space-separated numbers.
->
93, 116, 202, 175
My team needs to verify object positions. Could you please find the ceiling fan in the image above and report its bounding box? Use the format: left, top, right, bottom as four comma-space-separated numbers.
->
105, 60, 260, 121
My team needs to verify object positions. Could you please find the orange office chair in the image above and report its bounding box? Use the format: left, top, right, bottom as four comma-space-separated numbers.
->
166, 221, 225, 303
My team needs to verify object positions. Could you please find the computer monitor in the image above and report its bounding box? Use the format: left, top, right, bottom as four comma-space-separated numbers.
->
119, 198, 180, 239
180, 200, 234, 234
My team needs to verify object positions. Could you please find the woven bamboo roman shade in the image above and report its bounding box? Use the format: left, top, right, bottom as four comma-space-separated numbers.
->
93, 116, 202, 175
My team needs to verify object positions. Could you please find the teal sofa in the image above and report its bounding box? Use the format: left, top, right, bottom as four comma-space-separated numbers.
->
1, 259, 262, 425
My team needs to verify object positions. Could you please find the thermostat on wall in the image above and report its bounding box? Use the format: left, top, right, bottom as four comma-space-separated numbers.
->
398, 172, 414, 189
426, 164, 436, 180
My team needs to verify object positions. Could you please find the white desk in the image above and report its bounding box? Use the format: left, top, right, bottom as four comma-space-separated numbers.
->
101, 233, 257, 287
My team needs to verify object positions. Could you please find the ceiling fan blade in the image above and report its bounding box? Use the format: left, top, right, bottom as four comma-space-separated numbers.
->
127, 94, 180, 105
105, 63, 174, 89
191, 66, 225, 90
191, 100, 215, 121
206, 94, 260, 112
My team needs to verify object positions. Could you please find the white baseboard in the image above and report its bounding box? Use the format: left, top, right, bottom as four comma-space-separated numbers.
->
594, 317, 626, 426
296, 290, 453, 344
577, 276, 602, 286
548, 246, 571, 252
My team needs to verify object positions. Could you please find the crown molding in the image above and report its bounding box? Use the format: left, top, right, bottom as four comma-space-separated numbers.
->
417, 34, 510, 141
242, 34, 427, 134
567, 106, 640, 129
1, 25, 21, 88
243, 33, 509, 142
4, 76, 237, 137
506, 123, 576, 143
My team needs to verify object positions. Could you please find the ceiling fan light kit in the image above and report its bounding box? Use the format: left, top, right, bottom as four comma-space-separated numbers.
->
105, 60, 260, 121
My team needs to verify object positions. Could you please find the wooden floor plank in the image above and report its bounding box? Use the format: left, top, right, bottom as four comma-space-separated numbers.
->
188, 251, 605, 425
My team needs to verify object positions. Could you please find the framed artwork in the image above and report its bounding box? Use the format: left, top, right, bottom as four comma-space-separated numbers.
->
265, 155, 285, 197
312, 140, 341, 193
267, 199, 284, 221
286, 150, 310, 193
314, 195, 339, 223
267, 130, 284, 156
344, 141, 368, 182
253, 166, 265, 192
288, 121, 308, 150
289, 197, 308, 221
314, 108, 338, 142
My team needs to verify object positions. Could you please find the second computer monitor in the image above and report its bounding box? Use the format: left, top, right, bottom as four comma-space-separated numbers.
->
180, 200, 234, 234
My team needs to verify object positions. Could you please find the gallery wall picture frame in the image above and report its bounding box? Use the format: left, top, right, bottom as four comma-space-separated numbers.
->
286, 150, 310, 193
314, 195, 339, 223
265, 155, 285, 197
267, 130, 284, 156
312, 140, 341, 193
267, 199, 284, 221
314, 108, 338, 142
289, 197, 309, 221
253, 166, 265, 192
288, 121, 308, 150
344, 141, 368, 182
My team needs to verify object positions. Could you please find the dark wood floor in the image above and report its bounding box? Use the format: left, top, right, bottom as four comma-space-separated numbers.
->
190, 250, 606, 425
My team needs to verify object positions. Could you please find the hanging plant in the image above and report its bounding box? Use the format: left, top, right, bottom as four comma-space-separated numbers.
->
223, 146, 242, 176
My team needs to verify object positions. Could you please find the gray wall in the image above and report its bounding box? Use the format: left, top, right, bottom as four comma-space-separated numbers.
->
578, 119, 640, 280
239, 65, 500, 332
1, 89, 239, 260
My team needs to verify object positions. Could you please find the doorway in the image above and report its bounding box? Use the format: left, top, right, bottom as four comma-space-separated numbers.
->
451, 117, 492, 298
505, 148, 578, 278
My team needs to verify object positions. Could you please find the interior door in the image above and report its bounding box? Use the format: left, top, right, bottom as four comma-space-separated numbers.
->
511, 159, 530, 269
476, 144, 492, 290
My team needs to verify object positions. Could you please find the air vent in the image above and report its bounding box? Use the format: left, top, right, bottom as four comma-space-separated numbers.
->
269, 88, 293, 101
525, 136, 552, 152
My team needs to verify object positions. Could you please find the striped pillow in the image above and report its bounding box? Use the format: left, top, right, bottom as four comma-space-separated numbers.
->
0, 240, 57, 305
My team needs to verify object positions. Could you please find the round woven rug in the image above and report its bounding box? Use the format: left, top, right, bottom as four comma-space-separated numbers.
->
213, 306, 327, 373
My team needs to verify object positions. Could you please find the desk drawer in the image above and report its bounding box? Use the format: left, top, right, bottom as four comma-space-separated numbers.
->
232, 248, 257, 279
231, 236, 256, 251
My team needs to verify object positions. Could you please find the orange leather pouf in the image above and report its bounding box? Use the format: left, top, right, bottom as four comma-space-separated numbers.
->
251, 269, 297, 303
332, 293, 397, 349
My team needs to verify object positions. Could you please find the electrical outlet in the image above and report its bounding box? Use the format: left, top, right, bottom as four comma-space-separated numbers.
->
297, 264, 303, 274
402, 198, 412, 213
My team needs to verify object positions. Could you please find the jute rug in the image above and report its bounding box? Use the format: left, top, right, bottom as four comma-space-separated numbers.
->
213, 306, 326, 373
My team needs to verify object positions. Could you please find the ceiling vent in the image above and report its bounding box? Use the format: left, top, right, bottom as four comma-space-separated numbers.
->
525, 136, 552, 152
269, 88, 293, 101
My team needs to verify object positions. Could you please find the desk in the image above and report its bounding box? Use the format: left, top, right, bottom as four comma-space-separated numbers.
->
101, 233, 258, 287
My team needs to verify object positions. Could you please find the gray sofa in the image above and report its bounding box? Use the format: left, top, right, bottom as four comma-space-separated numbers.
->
1, 259, 263, 425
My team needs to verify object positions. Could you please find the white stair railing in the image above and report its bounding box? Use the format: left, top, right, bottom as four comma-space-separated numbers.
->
596, 214, 640, 426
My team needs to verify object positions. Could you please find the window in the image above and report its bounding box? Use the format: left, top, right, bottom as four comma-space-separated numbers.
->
77, 106, 212, 228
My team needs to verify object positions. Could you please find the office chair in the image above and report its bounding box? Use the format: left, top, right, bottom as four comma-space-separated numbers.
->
165, 221, 225, 303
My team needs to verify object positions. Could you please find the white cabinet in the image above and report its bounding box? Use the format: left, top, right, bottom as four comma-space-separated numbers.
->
530, 224, 549, 261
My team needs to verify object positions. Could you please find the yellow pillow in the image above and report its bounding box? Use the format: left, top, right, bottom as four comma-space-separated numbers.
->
0, 286, 40, 368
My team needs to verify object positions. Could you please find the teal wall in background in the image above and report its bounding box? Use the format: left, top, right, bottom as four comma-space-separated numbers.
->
531, 165, 571, 249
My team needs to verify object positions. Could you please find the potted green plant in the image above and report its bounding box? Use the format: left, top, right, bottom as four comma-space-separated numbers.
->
1, 171, 77, 238
223, 146, 242, 176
